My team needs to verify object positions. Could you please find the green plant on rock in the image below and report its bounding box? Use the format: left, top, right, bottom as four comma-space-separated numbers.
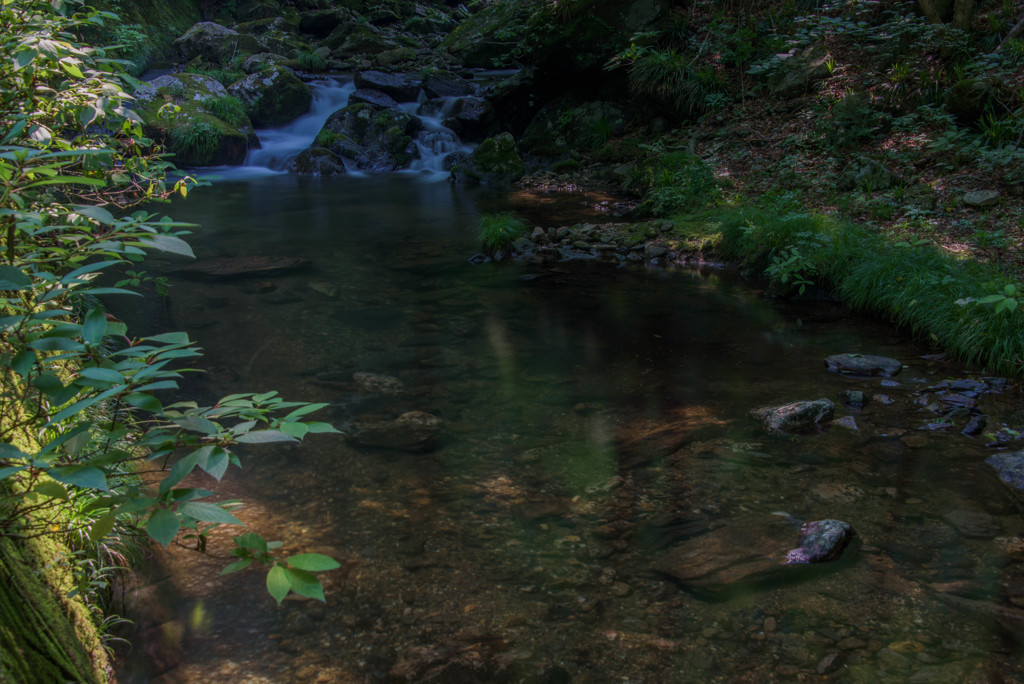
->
170, 120, 220, 164
477, 213, 527, 254
206, 95, 248, 128
297, 50, 328, 72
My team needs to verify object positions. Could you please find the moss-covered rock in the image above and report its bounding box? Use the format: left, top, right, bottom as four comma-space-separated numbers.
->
133, 73, 255, 166
519, 98, 627, 156
375, 46, 418, 67
450, 132, 525, 185
441, 0, 532, 68
324, 22, 400, 58
228, 65, 312, 127
290, 147, 348, 175
442, 96, 496, 143
945, 78, 1001, 125
353, 70, 422, 102
422, 69, 478, 98
174, 21, 261, 67
311, 103, 422, 173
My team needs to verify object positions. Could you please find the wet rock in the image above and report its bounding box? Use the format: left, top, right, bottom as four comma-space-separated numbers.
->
652, 517, 853, 599
375, 47, 417, 67
175, 22, 260, 66
423, 70, 478, 98
170, 256, 310, 279
348, 88, 399, 110
785, 519, 854, 563
943, 508, 1001, 538
615, 408, 725, 468
825, 353, 903, 377
961, 414, 987, 436
442, 96, 497, 143
313, 103, 422, 173
987, 451, 1024, 491
229, 65, 312, 127
290, 148, 346, 175
962, 190, 1000, 208
348, 411, 443, 452
750, 398, 834, 434
449, 132, 525, 186
933, 592, 1024, 642
308, 280, 340, 297
352, 372, 404, 395
353, 70, 421, 103
834, 416, 859, 430
839, 390, 866, 408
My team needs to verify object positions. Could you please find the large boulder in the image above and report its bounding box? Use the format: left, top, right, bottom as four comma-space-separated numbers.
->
520, 99, 628, 156
324, 22, 400, 59
290, 148, 347, 176
442, 96, 497, 143
228, 65, 312, 127
174, 22, 261, 66
652, 517, 855, 600
311, 103, 422, 173
449, 132, 525, 186
133, 73, 254, 166
349, 89, 400, 110
422, 70, 478, 98
750, 398, 835, 434
945, 78, 1001, 126
353, 71, 421, 103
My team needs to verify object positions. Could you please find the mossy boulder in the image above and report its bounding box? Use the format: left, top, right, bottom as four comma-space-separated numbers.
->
354, 70, 422, 102
422, 69, 478, 98
311, 103, 422, 173
350, 88, 400, 109
133, 73, 255, 166
450, 132, 525, 185
290, 147, 348, 175
228, 65, 312, 127
86, 0, 202, 75
175, 21, 261, 66
441, 1, 531, 68
299, 9, 350, 37
241, 52, 290, 73
324, 22, 400, 58
945, 78, 1000, 125
375, 46, 418, 67
765, 44, 833, 98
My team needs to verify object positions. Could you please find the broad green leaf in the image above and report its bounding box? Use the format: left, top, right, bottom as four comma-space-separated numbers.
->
286, 568, 326, 603
266, 565, 291, 605
14, 48, 37, 70
125, 393, 162, 412
28, 337, 85, 352
221, 559, 252, 575
49, 466, 109, 491
34, 481, 68, 500
236, 430, 297, 444
11, 351, 35, 378
234, 532, 267, 552
140, 234, 195, 258
146, 508, 181, 546
147, 332, 191, 345
286, 553, 341, 572
280, 422, 308, 439
174, 415, 220, 435
0, 265, 32, 290
0, 443, 30, 460
159, 451, 200, 495
284, 403, 329, 420
32, 372, 66, 397
60, 60, 84, 78
81, 308, 107, 345
179, 502, 242, 525
0, 466, 25, 480
198, 446, 230, 481
305, 422, 341, 434
89, 512, 117, 542
78, 367, 122, 385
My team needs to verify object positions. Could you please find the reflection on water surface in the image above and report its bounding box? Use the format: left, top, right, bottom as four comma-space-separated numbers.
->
115, 174, 1024, 683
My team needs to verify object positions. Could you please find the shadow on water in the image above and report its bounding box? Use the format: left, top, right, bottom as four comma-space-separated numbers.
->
112, 169, 1024, 682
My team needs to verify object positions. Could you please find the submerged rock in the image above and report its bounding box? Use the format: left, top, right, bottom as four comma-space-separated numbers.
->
987, 452, 1024, 491
652, 517, 854, 599
169, 256, 310, 279
825, 353, 903, 377
751, 398, 834, 434
348, 411, 443, 452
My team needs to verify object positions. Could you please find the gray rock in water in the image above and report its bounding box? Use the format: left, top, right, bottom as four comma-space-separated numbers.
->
942, 508, 1001, 538
348, 88, 399, 110
751, 398, 834, 433
652, 516, 854, 599
170, 256, 310, 279
785, 519, 854, 563
290, 148, 346, 176
348, 411, 443, 452
825, 353, 903, 377
353, 70, 421, 103
987, 451, 1024, 491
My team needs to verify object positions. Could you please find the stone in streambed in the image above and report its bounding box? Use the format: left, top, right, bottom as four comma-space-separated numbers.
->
652, 517, 854, 599
348, 411, 443, 452
750, 398, 834, 433
987, 451, 1024, 492
825, 353, 903, 377
170, 256, 310, 279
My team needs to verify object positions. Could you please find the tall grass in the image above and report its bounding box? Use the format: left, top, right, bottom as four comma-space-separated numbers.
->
686, 207, 1024, 375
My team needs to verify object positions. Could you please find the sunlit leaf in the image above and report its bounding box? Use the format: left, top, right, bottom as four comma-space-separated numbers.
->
49, 466, 109, 491
235, 430, 297, 444
139, 234, 195, 258
234, 532, 267, 552
286, 568, 326, 602
173, 415, 220, 435
221, 559, 251, 575
89, 512, 117, 542
179, 502, 242, 525
146, 508, 180, 546
34, 481, 68, 500
266, 565, 291, 605
286, 553, 340, 572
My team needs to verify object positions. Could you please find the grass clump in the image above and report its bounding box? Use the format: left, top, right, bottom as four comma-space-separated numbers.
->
297, 50, 329, 72
206, 95, 248, 127
478, 213, 527, 255
170, 120, 221, 165
688, 206, 1024, 375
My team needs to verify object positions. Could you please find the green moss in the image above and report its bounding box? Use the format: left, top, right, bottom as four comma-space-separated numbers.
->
552, 159, 581, 174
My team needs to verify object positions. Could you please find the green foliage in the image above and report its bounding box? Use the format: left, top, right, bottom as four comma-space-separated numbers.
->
183, 64, 243, 88
206, 95, 248, 128
478, 213, 527, 254
611, 46, 723, 118
170, 120, 220, 163
297, 50, 328, 72
628, 148, 720, 217
0, 0, 341, 623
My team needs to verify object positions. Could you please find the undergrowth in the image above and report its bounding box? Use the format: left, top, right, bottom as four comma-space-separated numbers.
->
478, 213, 527, 254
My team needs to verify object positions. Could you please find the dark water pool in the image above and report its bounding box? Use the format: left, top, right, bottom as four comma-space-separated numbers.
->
114, 174, 1024, 683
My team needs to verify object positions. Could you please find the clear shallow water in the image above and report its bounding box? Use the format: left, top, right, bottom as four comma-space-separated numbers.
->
114, 173, 1024, 683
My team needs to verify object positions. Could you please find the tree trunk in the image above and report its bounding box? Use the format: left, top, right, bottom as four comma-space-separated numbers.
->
916, 0, 944, 23
952, 0, 975, 31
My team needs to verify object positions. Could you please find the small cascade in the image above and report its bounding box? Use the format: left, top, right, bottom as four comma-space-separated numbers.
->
404, 97, 473, 181
240, 76, 355, 174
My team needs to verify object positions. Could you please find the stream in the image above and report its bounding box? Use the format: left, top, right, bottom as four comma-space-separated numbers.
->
113, 79, 1024, 683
